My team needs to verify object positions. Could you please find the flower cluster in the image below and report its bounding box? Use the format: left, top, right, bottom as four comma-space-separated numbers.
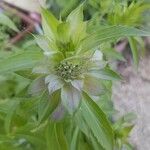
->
31, 4, 106, 118
55, 61, 84, 81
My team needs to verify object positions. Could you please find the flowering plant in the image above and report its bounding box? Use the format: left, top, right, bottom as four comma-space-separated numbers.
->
0, 3, 150, 150
31, 5, 112, 117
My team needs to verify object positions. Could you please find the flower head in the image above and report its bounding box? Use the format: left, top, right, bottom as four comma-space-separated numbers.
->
32, 51, 105, 116
31, 4, 108, 117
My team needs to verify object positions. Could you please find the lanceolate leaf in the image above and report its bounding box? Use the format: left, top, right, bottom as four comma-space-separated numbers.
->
16, 133, 45, 149
45, 122, 68, 150
66, 3, 84, 24
101, 48, 125, 61
0, 50, 43, 74
90, 135, 105, 150
0, 13, 19, 32
81, 92, 114, 150
128, 37, 139, 68
89, 67, 122, 81
57, 22, 70, 43
4, 100, 20, 134
56, 123, 68, 150
74, 110, 90, 137
41, 8, 59, 39
124, 143, 134, 150
70, 127, 79, 150
60, 0, 79, 17
37, 91, 60, 124
81, 26, 150, 51
45, 122, 60, 150
98, 67, 122, 81
34, 35, 53, 52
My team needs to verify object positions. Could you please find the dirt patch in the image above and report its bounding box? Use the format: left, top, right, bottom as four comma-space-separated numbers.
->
113, 52, 150, 149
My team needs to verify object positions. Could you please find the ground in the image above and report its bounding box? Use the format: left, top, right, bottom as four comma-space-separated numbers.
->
113, 47, 150, 149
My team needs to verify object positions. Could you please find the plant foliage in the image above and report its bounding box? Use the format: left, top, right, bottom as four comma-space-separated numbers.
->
0, 1, 149, 150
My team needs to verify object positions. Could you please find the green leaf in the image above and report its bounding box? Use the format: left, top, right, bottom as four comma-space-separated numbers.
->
123, 143, 134, 150
60, 0, 79, 17
66, 3, 87, 45
123, 113, 137, 123
16, 133, 45, 149
38, 91, 60, 124
0, 100, 13, 114
41, 8, 59, 40
101, 48, 125, 61
70, 127, 79, 150
82, 26, 150, 51
89, 67, 122, 81
67, 3, 84, 24
0, 50, 43, 74
99, 67, 122, 80
114, 113, 136, 130
4, 100, 20, 134
74, 110, 90, 137
45, 122, 68, 150
108, 2, 150, 26
76, 132, 93, 150
128, 37, 139, 68
57, 22, 70, 43
120, 125, 134, 138
15, 69, 38, 80
90, 135, 105, 150
34, 35, 53, 52
81, 92, 114, 150
0, 13, 19, 32
56, 123, 68, 150
46, 122, 58, 150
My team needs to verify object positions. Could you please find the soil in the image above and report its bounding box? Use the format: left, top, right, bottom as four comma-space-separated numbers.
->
113, 44, 150, 150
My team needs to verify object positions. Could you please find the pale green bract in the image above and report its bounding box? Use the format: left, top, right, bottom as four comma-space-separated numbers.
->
31, 4, 118, 116
32, 5, 108, 115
